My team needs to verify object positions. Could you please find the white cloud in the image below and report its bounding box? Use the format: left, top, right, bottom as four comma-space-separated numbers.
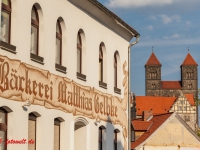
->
159, 14, 181, 24
106, 0, 175, 8
135, 37, 200, 47
170, 34, 180, 39
105, 0, 200, 10
149, 15, 157, 20
186, 21, 191, 25
146, 25, 153, 31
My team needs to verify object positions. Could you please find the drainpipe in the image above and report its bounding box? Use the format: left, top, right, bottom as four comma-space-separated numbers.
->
128, 35, 140, 150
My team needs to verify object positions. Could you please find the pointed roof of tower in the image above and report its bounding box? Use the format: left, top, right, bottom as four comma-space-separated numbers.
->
145, 52, 161, 66
182, 53, 198, 66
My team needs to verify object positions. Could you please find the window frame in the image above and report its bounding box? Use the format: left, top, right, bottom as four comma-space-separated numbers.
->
54, 118, 61, 150
28, 113, 38, 150
99, 127, 103, 150
31, 6, 39, 56
0, 108, 7, 150
1, 0, 11, 44
56, 20, 62, 65
77, 32, 82, 73
114, 130, 117, 150
114, 53, 117, 88
99, 44, 103, 82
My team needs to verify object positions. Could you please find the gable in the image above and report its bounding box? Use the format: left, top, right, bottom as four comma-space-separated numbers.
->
170, 96, 196, 113
144, 115, 200, 147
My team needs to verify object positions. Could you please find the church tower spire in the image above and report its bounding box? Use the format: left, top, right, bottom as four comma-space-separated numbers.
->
145, 52, 162, 96
181, 52, 198, 97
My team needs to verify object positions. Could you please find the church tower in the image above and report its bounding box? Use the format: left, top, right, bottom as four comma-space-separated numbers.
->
145, 52, 162, 96
181, 53, 198, 97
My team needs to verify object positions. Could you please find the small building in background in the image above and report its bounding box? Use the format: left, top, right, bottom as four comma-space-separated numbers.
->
131, 111, 200, 150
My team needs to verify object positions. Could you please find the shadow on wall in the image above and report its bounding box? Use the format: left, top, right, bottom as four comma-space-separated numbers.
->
96, 115, 124, 150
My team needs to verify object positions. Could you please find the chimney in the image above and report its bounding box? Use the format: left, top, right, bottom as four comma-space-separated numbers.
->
142, 110, 153, 121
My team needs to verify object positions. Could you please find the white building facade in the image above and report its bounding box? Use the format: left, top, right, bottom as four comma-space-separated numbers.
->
0, 0, 139, 150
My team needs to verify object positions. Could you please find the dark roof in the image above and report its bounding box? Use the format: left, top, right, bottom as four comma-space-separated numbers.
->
131, 113, 173, 149
89, 0, 140, 37
145, 52, 161, 66
182, 53, 198, 66
161, 81, 182, 89
136, 96, 177, 115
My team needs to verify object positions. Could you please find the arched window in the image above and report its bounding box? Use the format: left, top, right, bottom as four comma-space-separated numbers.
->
99, 44, 103, 82
114, 129, 120, 150
99, 125, 106, 150
56, 20, 62, 65
114, 53, 117, 88
54, 117, 64, 150
28, 112, 40, 150
188, 83, 192, 89
0, 108, 7, 150
77, 32, 82, 73
1, 0, 11, 43
30, 6, 39, 55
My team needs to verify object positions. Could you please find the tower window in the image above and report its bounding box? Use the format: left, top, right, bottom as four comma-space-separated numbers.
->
151, 84, 156, 90
188, 83, 192, 89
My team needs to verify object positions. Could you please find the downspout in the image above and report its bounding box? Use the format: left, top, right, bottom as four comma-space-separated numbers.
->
128, 34, 140, 150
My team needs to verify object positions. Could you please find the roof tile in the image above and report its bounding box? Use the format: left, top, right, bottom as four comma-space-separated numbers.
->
182, 53, 198, 66
132, 120, 153, 131
161, 81, 182, 89
136, 96, 177, 115
145, 52, 161, 66
184, 94, 195, 106
131, 113, 173, 149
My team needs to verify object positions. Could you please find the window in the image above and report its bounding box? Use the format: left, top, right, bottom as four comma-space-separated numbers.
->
1, 0, 11, 43
186, 70, 194, 79
114, 129, 119, 150
54, 118, 61, 150
151, 84, 156, 90
150, 70, 157, 79
0, 108, 7, 150
114, 53, 117, 88
56, 20, 62, 65
28, 112, 40, 150
188, 83, 192, 89
99, 45, 103, 82
77, 32, 82, 73
99, 127, 103, 150
98, 126, 105, 150
30, 6, 39, 55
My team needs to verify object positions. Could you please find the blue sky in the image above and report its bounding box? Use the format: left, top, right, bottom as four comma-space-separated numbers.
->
98, 0, 200, 96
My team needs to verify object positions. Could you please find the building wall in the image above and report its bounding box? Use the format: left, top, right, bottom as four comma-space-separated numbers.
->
169, 95, 197, 130
0, 0, 133, 149
136, 115, 200, 150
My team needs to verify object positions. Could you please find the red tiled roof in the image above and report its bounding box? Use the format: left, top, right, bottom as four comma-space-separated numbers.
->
132, 120, 153, 131
184, 94, 195, 106
182, 53, 198, 66
131, 113, 173, 149
161, 81, 182, 89
145, 52, 161, 66
136, 96, 177, 115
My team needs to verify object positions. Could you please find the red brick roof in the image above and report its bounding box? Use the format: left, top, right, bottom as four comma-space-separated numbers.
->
184, 94, 195, 106
161, 81, 182, 89
131, 113, 173, 149
132, 120, 153, 131
136, 96, 177, 115
182, 53, 198, 66
145, 52, 161, 66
